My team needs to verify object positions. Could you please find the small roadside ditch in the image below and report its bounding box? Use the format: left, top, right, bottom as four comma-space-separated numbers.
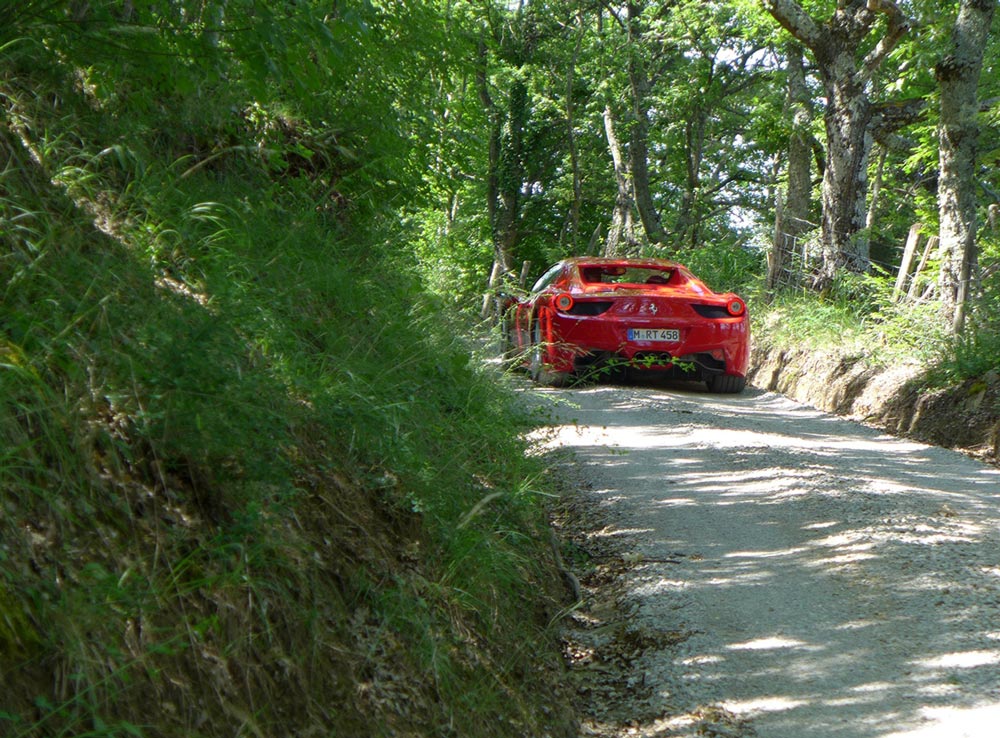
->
747, 340, 1000, 467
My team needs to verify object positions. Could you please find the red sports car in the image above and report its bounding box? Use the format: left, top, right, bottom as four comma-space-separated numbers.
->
504, 257, 749, 392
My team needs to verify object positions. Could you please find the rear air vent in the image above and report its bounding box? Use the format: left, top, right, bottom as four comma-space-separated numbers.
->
567, 301, 613, 316
691, 304, 731, 319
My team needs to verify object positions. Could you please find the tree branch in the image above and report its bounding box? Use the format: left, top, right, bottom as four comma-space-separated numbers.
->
979, 95, 1000, 113
861, 0, 911, 79
761, 0, 825, 51
870, 96, 927, 139
597, 0, 627, 33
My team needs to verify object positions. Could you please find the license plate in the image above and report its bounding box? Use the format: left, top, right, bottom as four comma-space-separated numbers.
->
627, 327, 680, 342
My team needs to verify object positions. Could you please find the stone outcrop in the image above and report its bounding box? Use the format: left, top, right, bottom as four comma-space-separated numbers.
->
748, 341, 1000, 465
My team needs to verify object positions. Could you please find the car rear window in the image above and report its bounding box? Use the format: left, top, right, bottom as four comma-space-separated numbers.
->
580, 265, 677, 285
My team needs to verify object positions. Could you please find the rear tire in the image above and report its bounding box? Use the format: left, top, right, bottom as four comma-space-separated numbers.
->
530, 320, 571, 387
500, 310, 519, 364
706, 374, 746, 394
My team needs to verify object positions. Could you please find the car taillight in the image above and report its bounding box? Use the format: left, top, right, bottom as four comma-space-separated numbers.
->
554, 293, 575, 312
727, 298, 746, 316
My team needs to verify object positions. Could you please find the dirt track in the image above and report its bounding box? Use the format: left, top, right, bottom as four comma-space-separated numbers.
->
539, 381, 1000, 738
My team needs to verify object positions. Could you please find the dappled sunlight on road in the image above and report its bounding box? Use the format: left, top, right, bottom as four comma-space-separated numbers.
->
536, 382, 1000, 738
882, 702, 1000, 737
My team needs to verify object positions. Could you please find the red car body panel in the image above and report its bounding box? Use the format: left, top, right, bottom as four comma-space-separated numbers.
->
510, 257, 749, 384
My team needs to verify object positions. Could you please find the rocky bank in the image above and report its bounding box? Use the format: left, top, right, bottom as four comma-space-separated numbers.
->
747, 341, 1000, 466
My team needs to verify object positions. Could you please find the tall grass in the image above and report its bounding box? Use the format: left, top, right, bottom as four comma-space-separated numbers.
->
929, 319, 1000, 384
755, 265, 1000, 387
676, 240, 766, 296
1, 67, 572, 738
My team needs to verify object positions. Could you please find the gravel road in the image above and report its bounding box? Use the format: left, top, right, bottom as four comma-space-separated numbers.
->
538, 381, 1000, 738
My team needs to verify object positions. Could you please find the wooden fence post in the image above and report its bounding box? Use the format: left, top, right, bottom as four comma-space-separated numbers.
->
481, 260, 503, 319
906, 236, 939, 302
893, 224, 923, 302
518, 260, 531, 288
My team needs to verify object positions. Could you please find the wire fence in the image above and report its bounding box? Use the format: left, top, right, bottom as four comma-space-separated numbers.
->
770, 225, 821, 290
771, 222, 944, 304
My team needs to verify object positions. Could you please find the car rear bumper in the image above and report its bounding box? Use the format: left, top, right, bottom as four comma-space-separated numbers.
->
549, 313, 749, 376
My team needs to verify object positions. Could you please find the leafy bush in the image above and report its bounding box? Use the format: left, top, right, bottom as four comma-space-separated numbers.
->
674, 241, 766, 296
929, 319, 1000, 384
753, 268, 956, 369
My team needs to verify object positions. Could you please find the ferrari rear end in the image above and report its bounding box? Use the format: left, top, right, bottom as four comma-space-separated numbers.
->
545, 282, 749, 392
515, 257, 750, 392
553, 290, 749, 362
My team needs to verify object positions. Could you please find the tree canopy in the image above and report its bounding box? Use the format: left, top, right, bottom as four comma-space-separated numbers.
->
392, 0, 1000, 333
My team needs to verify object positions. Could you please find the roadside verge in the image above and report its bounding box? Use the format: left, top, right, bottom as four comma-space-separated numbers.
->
747, 340, 1000, 465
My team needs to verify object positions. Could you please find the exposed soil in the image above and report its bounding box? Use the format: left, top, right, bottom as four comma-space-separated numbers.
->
539, 354, 1000, 738
747, 343, 1000, 466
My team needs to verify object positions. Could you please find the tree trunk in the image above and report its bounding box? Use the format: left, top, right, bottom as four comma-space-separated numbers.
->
817, 59, 873, 286
674, 108, 707, 251
603, 104, 637, 256
563, 11, 585, 251
865, 144, 887, 232
626, 2, 666, 248
475, 39, 509, 273
763, 0, 911, 290
937, 0, 996, 334
495, 77, 528, 274
768, 41, 814, 291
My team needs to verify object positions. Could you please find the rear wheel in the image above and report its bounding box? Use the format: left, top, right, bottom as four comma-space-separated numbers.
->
499, 308, 519, 364
529, 315, 571, 387
706, 373, 746, 394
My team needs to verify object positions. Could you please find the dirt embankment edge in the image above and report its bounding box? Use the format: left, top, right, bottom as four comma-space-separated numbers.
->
747, 341, 1000, 466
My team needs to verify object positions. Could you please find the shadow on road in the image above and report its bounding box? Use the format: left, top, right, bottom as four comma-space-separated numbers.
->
538, 382, 1000, 738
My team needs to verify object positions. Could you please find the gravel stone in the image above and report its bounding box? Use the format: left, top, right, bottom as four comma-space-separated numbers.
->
542, 383, 1000, 738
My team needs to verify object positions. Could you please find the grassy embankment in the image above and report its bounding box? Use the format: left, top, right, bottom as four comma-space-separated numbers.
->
0, 50, 576, 738
752, 270, 1000, 386
746, 261, 1000, 462
684, 240, 1000, 413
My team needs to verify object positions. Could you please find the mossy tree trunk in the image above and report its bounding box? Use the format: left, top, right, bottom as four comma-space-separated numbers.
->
603, 103, 638, 256
626, 1, 667, 249
763, 0, 910, 291
769, 41, 815, 292
936, 0, 996, 334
